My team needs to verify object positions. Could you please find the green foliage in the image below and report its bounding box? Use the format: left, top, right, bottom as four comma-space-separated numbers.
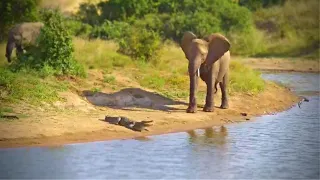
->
229, 61, 265, 94
77, 2, 100, 25
0, 67, 67, 104
103, 75, 116, 84
118, 28, 162, 62
89, 20, 130, 40
91, 87, 101, 93
0, 0, 40, 41
229, 27, 266, 56
239, 0, 285, 11
98, 0, 157, 21
15, 9, 86, 77
65, 19, 92, 38
254, 0, 319, 58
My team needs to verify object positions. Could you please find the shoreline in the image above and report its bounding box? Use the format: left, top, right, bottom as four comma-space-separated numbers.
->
0, 80, 301, 149
239, 57, 319, 73
1, 57, 317, 149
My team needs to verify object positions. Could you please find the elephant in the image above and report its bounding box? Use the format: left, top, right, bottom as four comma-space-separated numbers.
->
5, 22, 44, 63
181, 31, 231, 113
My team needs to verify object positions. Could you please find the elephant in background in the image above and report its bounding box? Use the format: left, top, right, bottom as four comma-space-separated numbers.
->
181, 31, 231, 113
5, 22, 44, 62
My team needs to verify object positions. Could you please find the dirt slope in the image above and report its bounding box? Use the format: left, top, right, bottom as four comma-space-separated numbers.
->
0, 79, 300, 148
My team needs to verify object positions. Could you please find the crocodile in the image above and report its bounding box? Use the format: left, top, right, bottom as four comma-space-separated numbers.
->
104, 116, 153, 132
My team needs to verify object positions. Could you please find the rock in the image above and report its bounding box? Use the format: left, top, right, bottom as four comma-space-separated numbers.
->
240, 112, 248, 116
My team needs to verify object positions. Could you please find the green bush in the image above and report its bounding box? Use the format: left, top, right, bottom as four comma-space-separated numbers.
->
253, 0, 319, 57
89, 20, 130, 40
65, 19, 92, 38
239, 0, 285, 11
118, 28, 162, 63
228, 27, 266, 56
98, 0, 157, 21
77, 2, 101, 25
15, 9, 86, 77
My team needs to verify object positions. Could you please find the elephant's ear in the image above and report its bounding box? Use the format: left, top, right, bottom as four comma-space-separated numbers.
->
181, 31, 197, 60
192, 39, 208, 56
205, 33, 230, 66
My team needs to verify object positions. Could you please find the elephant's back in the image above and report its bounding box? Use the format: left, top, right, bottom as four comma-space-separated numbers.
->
9, 22, 44, 44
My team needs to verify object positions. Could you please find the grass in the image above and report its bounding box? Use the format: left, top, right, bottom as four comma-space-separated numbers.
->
78, 38, 265, 99
0, 36, 265, 108
253, 0, 319, 59
103, 75, 116, 84
73, 38, 133, 70
229, 60, 265, 94
0, 67, 68, 104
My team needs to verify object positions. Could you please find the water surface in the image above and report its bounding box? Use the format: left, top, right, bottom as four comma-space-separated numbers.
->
0, 72, 319, 179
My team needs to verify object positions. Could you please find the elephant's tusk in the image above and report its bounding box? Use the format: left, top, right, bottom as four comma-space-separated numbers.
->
196, 68, 200, 77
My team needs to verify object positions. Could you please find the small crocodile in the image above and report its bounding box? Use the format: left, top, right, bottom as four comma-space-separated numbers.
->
0, 115, 19, 120
104, 116, 153, 132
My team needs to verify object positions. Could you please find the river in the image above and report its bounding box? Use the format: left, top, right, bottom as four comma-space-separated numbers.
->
0, 72, 319, 179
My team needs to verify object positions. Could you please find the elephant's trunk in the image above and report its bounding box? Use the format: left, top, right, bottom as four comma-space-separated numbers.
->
188, 55, 203, 76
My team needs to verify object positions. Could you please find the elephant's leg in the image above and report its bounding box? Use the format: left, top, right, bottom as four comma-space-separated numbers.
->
220, 72, 229, 109
16, 44, 23, 57
203, 66, 215, 112
5, 41, 15, 63
187, 73, 199, 113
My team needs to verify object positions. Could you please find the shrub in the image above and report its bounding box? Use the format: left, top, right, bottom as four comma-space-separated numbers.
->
98, 0, 157, 21
239, 0, 285, 11
117, 28, 162, 63
228, 27, 267, 56
89, 20, 130, 40
65, 19, 92, 37
15, 9, 86, 77
77, 2, 101, 25
253, 0, 319, 57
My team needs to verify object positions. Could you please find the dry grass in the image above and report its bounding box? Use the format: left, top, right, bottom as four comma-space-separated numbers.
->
73, 38, 133, 69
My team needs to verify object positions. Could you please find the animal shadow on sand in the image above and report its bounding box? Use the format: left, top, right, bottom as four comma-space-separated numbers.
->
83, 88, 188, 111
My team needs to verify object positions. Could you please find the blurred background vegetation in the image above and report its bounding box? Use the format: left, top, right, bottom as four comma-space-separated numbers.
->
1, 0, 319, 60
0, 0, 318, 106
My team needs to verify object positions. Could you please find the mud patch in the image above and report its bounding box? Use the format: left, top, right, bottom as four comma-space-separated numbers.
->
83, 88, 187, 111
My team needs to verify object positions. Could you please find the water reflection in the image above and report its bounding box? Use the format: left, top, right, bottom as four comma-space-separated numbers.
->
187, 126, 228, 147
0, 72, 319, 179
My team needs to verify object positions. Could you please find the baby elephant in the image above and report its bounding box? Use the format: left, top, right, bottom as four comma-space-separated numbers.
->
181, 31, 231, 113
5, 22, 44, 62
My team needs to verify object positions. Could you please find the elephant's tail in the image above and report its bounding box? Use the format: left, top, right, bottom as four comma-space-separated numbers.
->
214, 81, 218, 94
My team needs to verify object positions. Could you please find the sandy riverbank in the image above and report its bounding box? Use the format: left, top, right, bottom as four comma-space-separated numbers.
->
240, 57, 319, 73
0, 80, 300, 148
1, 57, 316, 148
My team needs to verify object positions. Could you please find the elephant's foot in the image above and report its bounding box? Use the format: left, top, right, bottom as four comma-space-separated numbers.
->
220, 100, 229, 109
186, 106, 197, 113
203, 105, 214, 112
220, 104, 229, 109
